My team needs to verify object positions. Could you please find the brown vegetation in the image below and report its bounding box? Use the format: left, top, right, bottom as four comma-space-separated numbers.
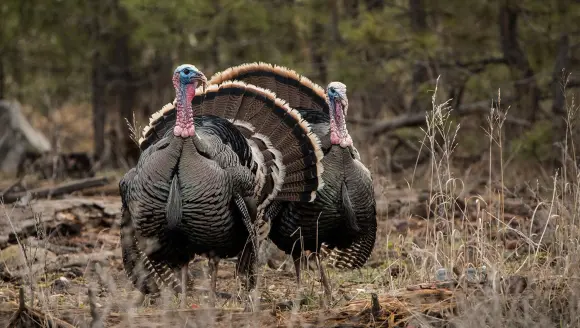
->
3, 1, 580, 326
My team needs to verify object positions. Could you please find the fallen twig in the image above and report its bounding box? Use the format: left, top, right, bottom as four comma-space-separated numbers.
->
2, 176, 110, 204
0, 179, 22, 198
24, 237, 80, 255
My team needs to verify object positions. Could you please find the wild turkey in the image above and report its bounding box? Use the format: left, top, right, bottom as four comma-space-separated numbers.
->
209, 63, 377, 299
119, 64, 325, 301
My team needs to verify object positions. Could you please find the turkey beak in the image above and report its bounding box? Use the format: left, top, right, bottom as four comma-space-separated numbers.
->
195, 73, 208, 93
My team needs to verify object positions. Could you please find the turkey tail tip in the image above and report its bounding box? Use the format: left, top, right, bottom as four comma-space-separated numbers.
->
138, 100, 177, 148
298, 75, 328, 104
316, 161, 325, 190
208, 62, 327, 105
209, 62, 274, 85
149, 101, 175, 125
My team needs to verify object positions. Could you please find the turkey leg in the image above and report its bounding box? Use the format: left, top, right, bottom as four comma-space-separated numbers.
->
292, 252, 302, 287
316, 253, 332, 306
208, 257, 220, 307
180, 265, 188, 308
291, 252, 304, 310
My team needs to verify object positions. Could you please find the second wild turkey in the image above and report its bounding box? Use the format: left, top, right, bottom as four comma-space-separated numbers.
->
209, 63, 377, 299
119, 64, 325, 302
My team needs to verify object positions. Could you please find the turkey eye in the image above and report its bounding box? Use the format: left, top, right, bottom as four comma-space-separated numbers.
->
183, 68, 190, 75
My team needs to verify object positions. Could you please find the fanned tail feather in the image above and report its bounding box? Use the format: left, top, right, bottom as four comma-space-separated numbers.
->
206, 62, 332, 203
120, 208, 160, 296
135, 238, 183, 294
208, 62, 330, 113
193, 82, 325, 212
120, 207, 183, 296
235, 240, 257, 290
319, 222, 377, 270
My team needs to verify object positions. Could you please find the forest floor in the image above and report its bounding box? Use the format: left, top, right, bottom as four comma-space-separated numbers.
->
1, 164, 578, 328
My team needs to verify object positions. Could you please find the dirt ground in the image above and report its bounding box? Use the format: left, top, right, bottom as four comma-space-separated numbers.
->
0, 169, 575, 327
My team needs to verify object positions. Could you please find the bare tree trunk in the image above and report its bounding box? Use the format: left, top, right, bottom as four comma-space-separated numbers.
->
209, 2, 222, 73
551, 36, 569, 116
111, 2, 138, 167
551, 33, 570, 167
330, 0, 342, 44
144, 54, 173, 119
117, 41, 138, 166
90, 0, 106, 163
409, 0, 430, 113
91, 52, 106, 162
364, 0, 384, 10
343, 0, 360, 20
89, 0, 113, 165
310, 21, 327, 83
0, 58, 4, 100
498, 2, 540, 129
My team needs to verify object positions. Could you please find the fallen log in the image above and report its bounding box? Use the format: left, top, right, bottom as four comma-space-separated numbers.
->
0, 179, 22, 198
363, 98, 528, 137
0, 196, 122, 248
1, 176, 111, 204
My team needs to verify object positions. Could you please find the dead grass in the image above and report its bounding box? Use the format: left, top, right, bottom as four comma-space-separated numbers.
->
2, 77, 580, 327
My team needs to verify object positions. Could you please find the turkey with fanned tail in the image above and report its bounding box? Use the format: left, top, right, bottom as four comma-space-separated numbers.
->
209, 63, 377, 301
119, 64, 325, 304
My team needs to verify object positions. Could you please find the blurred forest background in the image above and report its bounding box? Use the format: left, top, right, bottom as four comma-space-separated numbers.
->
1, 0, 580, 181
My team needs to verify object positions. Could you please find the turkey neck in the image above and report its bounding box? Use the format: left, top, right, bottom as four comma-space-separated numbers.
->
329, 99, 352, 147
173, 81, 211, 161
174, 83, 196, 136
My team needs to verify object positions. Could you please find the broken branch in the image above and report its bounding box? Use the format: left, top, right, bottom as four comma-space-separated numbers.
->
1, 176, 110, 204
0, 179, 22, 198
365, 97, 528, 136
